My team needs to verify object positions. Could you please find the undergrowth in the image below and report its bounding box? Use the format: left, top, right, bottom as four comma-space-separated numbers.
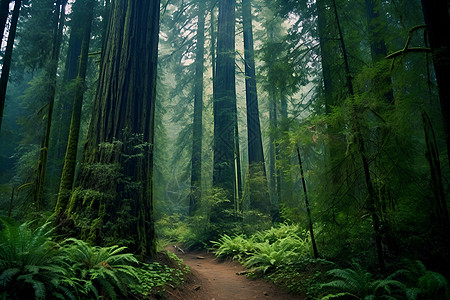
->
319, 260, 449, 299
212, 223, 314, 274
211, 223, 329, 296
211, 224, 450, 300
129, 254, 189, 298
0, 217, 190, 300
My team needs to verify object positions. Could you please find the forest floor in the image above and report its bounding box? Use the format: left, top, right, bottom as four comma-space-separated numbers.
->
163, 247, 306, 300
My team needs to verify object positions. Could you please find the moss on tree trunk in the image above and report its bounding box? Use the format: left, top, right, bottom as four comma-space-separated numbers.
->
69, 0, 160, 256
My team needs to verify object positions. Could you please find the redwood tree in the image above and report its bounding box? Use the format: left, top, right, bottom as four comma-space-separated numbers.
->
55, 0, 95, 225
34, 0, 68, 209
189, 0, 206, 216
213, 0, 237, 200
68, 0, 160, 255
242, 0, 268, 212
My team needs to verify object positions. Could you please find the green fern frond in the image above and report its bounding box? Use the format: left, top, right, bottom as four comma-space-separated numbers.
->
418, 271, 448, 296
97, 275, 117, 299
321, 279, 359, 293
372, 278, 405, 295
0, 268, 20, 286
404, 287, 420, 300
31, 279, 46, 300
320, 291, 359, 299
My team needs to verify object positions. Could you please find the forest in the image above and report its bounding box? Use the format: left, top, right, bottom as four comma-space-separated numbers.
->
0, 0, 449, 299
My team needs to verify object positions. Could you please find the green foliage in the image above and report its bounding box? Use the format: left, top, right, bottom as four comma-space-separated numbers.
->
212, 224, 313, 275
129, 262, 175, 296
393, 260, 450, 300
129, 252, 189, 297
268, 258, 333, 298
211, 224, 337, 296
319, 260, 450, 300
243, 234, 312, 275
1, 218, 188, 300
61, 238, 138, 300
156, 187, 242, 250
320, 261, 406, 299
212, 234, 254, 261
0, 218, 74, 299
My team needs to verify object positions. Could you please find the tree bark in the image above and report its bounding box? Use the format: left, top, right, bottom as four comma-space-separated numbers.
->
70, 0, 160, 255
213, 0, 237, 200
243, 0, 264, 168
420, 0, 450, 166
55, 0, 95, 224
268, 88, 278, 220
50, 0, 96, 198
34, 0, 67, 209
189, 0, 206, 216
0, 0, 21, 132
364, 0, 393, 103
242, 0, 268, 213
316, 0, 333, 112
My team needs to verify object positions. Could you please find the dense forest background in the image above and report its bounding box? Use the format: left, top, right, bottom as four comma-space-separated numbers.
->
0, 0, 449, 299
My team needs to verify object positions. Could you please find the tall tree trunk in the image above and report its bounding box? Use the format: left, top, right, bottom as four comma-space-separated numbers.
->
0, 0, 21, 132
420, 0, 450, 166
277, 92, 290, 213
234, 120, 242, 206
268, 88, 278, 220
213, 0, 236, 201
189, 0, 206, 216
317, 0, 346, 195
0, 0, 9, 40
365, 0, 388, 61
264, 20, 280, 221
333, 0, 385, 272
69, 0, 160, 255
50, 0, 95, 198
243, 0, 268, 213
210, 3, 216, 89
365, 0, 393, 103
297, 146, 319, 259
316, 0, 333, 112
34, 0, 67, 209
55, 0, 95, 225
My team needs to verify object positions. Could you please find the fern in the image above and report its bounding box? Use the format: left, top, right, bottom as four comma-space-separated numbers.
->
394, 260, 449, 300
320, 261, 406, 299
212, 224, 313, 276
0, 218, 72, 299
212, 234, 254, 261
61, 238, 139, 299
0, 218, 151, 299
0, 268, 19, 286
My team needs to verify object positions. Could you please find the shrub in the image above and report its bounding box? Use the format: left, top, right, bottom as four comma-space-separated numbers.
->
211, 234, 254, 261
212, 224, 313, 275
243, 235, 312, 275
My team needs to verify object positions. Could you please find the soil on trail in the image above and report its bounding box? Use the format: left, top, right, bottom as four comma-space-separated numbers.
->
165, 247, 305, 300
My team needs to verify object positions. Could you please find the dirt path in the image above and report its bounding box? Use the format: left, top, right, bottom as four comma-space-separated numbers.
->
165, 248, 305, 300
